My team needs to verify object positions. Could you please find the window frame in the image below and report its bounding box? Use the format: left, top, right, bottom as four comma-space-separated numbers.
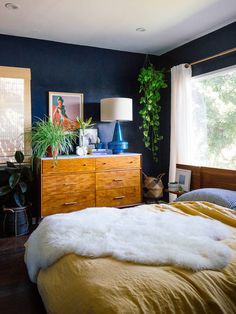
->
0, 66, 31, 163
192, 64, 236, 81
190, 64, 236, 170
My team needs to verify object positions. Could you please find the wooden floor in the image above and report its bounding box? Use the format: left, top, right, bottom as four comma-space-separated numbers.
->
0, 234, 46, 314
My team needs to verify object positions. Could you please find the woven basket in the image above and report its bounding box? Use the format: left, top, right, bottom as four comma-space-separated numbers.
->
1, 206, 29, 237
143, 173, 165, 200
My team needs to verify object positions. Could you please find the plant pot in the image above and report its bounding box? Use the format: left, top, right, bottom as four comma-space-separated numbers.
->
46, 146, 58, 158
0, 206, 30, 237
168, 183, 179, 192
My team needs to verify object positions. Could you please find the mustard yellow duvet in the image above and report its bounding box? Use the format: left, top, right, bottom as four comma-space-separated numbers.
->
37, 202, 236, 314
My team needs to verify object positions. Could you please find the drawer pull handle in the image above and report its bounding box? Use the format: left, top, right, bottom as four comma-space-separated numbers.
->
129, 161, 133, 163
113, 179, 123, 182
103, 162, 106, 165
83, 164, 86, 166
63, 202, 77, 206
63, 183, 77, 186
113, 196, 125, 200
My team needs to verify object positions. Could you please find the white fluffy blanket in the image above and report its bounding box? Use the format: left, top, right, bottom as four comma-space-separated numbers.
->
25, 205, 232, 283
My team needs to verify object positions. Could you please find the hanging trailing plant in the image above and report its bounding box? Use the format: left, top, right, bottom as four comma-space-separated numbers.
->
138, 63, 167, 162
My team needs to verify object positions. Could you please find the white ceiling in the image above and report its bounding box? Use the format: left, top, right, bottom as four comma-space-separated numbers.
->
0, 0, 235, 55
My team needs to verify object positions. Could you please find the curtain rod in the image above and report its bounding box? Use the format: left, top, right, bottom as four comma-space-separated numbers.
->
184, 47, 236, 68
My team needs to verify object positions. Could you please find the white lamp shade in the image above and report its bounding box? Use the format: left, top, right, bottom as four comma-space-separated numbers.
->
100, 97, 133, 122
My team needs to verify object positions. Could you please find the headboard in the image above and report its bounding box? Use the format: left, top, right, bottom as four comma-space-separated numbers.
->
177, 164, 236, 191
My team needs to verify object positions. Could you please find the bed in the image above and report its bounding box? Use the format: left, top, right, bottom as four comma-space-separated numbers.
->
25, 198, 236, 314
24, 165, 236, 313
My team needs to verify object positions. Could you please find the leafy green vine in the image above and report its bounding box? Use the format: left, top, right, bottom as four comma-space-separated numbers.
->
138, 64, 167, 162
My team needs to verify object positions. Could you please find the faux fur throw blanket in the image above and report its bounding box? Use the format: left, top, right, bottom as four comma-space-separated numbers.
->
25, 205, 232, 283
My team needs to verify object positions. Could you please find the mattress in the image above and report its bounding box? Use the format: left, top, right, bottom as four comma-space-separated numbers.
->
37, 202, 236, 314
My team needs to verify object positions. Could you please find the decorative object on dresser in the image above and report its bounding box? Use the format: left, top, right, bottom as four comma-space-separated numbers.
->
37, 154, 142, 216
27, 118, 78, 164
76, 117, 95, 156
49, 91, 83, 130
100, 98, 133, 154
79, 129, 98, 147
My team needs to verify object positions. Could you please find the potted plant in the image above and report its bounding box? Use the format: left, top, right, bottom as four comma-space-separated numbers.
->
0, 151, 33, 236
168, 182, 180, 192
76, 117, 95, 156
138, 63, 167, 162
27, 118, 78, 163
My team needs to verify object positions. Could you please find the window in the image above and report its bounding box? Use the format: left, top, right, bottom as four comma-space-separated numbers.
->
0, 66, 31, 163
190, 65, 236, 170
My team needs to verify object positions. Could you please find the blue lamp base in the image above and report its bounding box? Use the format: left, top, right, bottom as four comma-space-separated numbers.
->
108, 121, 128, 154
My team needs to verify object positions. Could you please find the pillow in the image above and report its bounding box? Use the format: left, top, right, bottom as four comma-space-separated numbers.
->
176, 188, 236, 209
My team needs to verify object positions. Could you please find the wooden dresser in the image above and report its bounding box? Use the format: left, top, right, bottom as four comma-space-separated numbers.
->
38, 154, 142, 216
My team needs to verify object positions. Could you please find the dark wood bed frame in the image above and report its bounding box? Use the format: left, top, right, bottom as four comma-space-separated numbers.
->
177, 164, 236, 191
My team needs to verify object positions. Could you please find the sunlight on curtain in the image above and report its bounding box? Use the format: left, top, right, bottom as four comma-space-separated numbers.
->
169, 64, 192, 182
0, 77, 25, 161
0, 66, 31, 163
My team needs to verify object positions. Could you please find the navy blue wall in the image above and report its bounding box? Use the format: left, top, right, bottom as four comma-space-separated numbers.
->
159, 22, 236, 180
0, 22, 235, 182
161, 22, 236, 76
0, 34, 165, 176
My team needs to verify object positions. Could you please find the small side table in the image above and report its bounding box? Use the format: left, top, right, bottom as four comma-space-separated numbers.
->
164, 189, 186, 197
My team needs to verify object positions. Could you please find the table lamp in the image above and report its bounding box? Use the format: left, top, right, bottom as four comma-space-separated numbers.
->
100, 97, 133, 154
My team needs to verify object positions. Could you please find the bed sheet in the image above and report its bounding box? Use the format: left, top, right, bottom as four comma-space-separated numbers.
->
37, 202, 236, 314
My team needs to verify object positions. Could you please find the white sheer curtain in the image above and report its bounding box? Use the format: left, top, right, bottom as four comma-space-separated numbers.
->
169, 64, 192, 183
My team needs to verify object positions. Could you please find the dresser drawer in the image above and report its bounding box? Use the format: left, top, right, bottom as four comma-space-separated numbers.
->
96, 170, 140, 190
42, 191, 95, 216
42, 158, 95, 174
38, 155, 142, 217
96, 187, 141, 207
96, 155, 140, 171
42, 173, 95, 195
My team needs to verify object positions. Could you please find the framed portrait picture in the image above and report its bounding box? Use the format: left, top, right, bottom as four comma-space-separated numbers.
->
79, 128, 98, 147
176, 168, 191, 191
49, 91, 83, 129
